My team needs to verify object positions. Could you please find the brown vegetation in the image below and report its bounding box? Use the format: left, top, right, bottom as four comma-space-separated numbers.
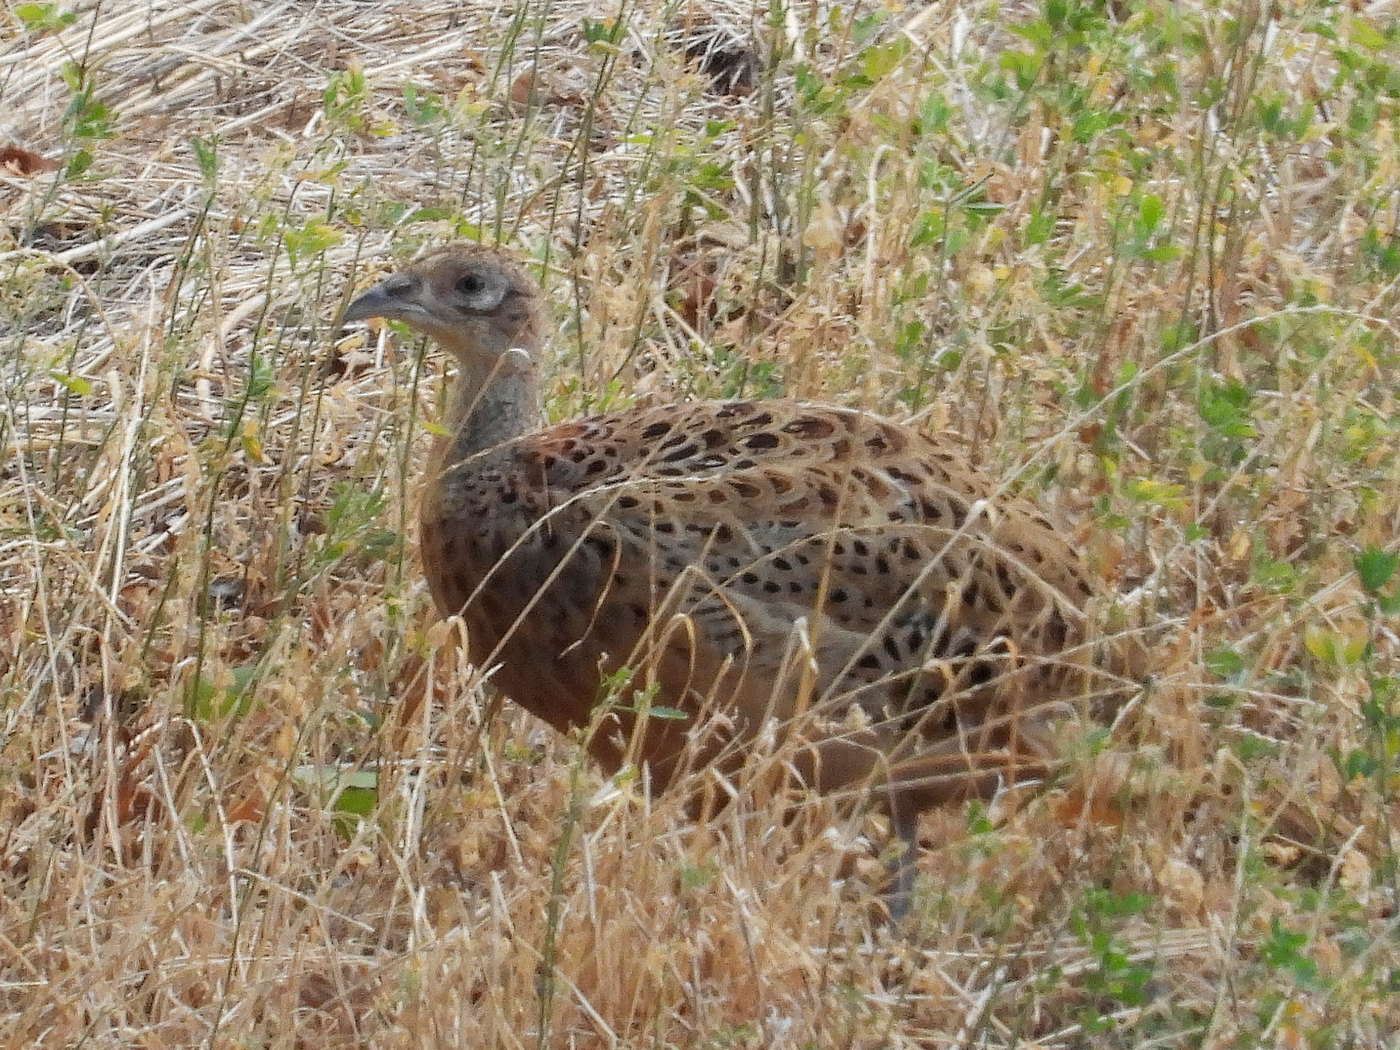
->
1, 0, 1397, 1046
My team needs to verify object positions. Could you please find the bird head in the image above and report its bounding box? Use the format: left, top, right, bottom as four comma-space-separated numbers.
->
343, 246, 542, 364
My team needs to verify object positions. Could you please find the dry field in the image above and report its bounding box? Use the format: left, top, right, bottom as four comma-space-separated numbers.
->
3, 0, 1399, 1046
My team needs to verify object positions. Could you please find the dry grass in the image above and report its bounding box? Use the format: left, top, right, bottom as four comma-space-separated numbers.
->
2, 0, 1399, 1045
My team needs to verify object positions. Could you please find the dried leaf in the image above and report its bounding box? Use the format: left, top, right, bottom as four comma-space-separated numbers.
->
0, 144, 60, 176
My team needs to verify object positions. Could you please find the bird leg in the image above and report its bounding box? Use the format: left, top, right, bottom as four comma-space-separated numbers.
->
885, 796, 921, 922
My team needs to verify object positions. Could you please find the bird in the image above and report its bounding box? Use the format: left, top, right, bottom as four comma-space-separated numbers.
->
342, 244, 1138, 913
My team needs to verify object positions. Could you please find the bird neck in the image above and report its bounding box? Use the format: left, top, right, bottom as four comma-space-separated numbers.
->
439, 349, 541, 466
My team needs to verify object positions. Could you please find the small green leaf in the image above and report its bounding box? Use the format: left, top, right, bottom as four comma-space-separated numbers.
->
1233, 734, 1278, 762
15, 2, 77, 32
1355, 547, 1399, 595
1025, 209, 1054, 245
402, 83, 446, 126
1361, 227, 1400, 277
1304, 628, 1366, 667
49, 370, 92, 396
1086, 889, 1152, 919
335, 784, 378, 818
284, 219, 343, 266
965, 800, 995, 835
1142, 242, 1182, 263
1125, 477, 1187, 509
1199, 378, 1257, 438
1071, 108, 1116, 143
582, 17, 622, 45
859, 39, 909, 82
999, 50, 1043, 90
1137, 193, 1165, 234
963, 200, 1005, 217
1251, 556, 1297, 593
680, 862, 718, 889
1342, 749, 1380, 781
1205, 646, 1245, 679
1348, 18, 1388, 51
915, 93, 952, 136
909, 209, 944, 248
1262, 918, 1319, 986
66, 148, 93, 177
188, 670, 257, 721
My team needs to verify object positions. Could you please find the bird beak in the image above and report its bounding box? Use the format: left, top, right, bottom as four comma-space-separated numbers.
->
343, 280, 405, 323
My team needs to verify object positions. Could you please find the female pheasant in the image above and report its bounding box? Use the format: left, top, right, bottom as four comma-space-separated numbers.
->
343, 245, 1135, 908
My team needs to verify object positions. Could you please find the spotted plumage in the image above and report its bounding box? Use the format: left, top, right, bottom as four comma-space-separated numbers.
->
344, 246, 1138, 907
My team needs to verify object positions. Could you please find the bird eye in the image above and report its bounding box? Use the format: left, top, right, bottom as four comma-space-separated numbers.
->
456, 273, 486, 296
